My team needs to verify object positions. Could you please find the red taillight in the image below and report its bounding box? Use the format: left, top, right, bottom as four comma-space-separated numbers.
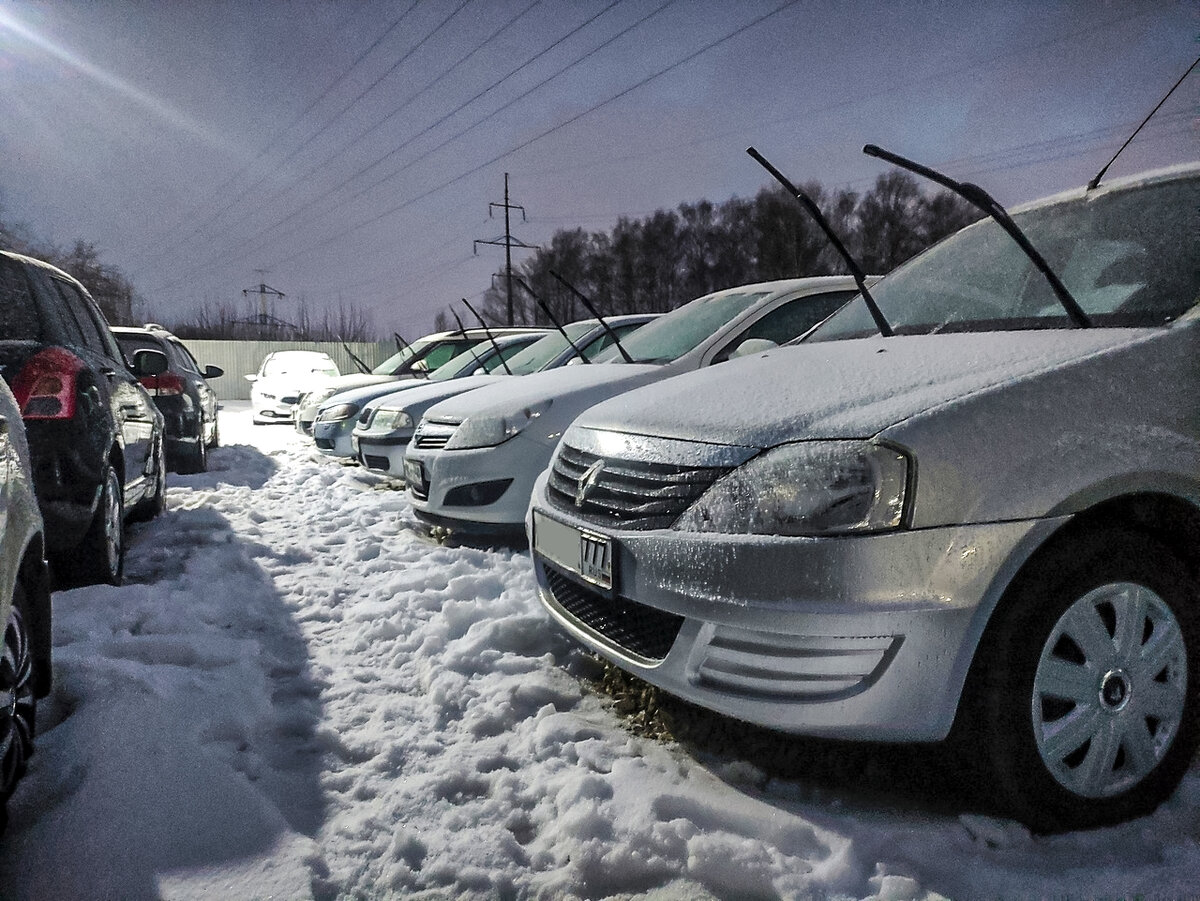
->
11, 347, 84, 420
140, 371, 185, 396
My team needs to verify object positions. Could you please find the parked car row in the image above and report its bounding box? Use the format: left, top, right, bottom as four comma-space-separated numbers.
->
297, 161, 1199, 832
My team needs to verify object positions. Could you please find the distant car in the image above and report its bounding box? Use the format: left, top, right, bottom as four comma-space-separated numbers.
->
293, 328, 542, 435
311, 331, 548, 459
405, 278, 863, 541
0, 250, 167, 585
352, 315, 657, 477
529, 162, 1200, 831
0, 377, 52, 823
246, 350, 340, 424
113, 324, 223, 473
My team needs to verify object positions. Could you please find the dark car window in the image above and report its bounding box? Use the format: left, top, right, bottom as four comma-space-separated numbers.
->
714, 291, 855, 361
168, 339, 203, 375
115, 334, 162, 366
0, 257, 43, 340
51, 279, 112, 357
22, 265, 87, 347
420, 341, 475, 371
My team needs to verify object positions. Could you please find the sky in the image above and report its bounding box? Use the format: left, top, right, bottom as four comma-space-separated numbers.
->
1, 0, 1197, 339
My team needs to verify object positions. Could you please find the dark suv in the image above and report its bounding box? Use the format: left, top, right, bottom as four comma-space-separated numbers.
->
0, 250, 167, 585
113, 325, 223, 473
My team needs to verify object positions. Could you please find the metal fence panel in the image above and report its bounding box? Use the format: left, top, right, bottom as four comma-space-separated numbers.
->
181, 340, 396, 401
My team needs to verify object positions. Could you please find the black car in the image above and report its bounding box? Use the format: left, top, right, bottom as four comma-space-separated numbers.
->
0, 250, 167, 585
113, 325, 222, 473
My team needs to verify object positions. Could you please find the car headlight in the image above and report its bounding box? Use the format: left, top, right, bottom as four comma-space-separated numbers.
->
308, 387, 339, 407
445, 399, 552, 450
318, 403, 360, 422
673, 441, 908, 536
375, 409, 414, 431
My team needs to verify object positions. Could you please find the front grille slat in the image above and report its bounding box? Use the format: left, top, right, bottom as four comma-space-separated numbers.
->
548, 442, 732, 530
544, 567, 683, 662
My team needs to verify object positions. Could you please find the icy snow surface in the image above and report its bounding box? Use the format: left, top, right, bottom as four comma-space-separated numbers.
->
1, 402, 1196, 900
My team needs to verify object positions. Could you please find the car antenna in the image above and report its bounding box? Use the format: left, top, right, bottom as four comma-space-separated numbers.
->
1087, 54, 1199, 191
547, 270, 635, 363
447, 307, 493, 375
461, 299, 514, 375
863, 143, 1092, 328
747, 146, 893, 337
510, 274, 589, 364
339, 337, 372, 374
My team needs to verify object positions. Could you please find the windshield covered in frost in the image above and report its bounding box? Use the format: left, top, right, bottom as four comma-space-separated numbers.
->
809, 174, 1200, 340
596, 292, 767, 364
502, 321, 596, 374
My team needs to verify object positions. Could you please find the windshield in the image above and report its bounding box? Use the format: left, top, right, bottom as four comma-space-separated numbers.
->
371, 337, 435, 375
809, 175, 1200, 340
596, 292, 767, 364
503, 321, 596, 374
430, 345, 493, 381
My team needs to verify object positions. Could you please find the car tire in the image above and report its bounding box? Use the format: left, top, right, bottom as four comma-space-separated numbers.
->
176, 431, 207, 474
968, 528, 1199, 831
79, 464, 125, 586
0, 586, 36, 809
207, 417, 220, 449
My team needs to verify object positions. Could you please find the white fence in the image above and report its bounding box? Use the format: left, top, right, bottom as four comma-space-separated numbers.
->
183, 340, 396, 401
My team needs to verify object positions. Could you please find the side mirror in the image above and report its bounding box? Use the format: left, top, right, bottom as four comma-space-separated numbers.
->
203, 365, 224, 379
727, 338, 778, 361
244, 373, 258, 382
131, 348, 168, 377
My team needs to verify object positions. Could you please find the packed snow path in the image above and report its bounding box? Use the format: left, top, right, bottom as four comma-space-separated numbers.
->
0, 403, 1197, 900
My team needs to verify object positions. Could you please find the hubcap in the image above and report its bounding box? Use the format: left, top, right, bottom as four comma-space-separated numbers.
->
1033, 582, 1187, 799
0, 606, 33, 795
104, 471, 122, 575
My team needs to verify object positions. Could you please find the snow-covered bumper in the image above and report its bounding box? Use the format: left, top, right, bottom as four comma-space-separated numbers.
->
406, 428, 554, 538
528, 471, 1063, 742
312, 417, 357, 458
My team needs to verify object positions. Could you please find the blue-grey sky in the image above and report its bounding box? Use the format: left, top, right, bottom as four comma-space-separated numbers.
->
1, 0, 1196, 337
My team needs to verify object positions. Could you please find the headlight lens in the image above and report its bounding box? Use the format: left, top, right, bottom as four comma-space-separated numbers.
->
445, 399, 552, 450
673, 441, 908, 536
375, 409, 414, 431
319, 403, 360, 422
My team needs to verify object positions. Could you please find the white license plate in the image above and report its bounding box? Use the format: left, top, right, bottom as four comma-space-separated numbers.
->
404, 459, 424, 485
533, 511, 613, 590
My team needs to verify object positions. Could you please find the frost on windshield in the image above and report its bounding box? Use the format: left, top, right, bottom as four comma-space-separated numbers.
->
810, 173, 1200, 338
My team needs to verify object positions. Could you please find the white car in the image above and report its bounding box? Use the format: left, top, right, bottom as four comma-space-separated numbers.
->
0, 378, 52, 818
352, 315, 657, 476
528, 162, 1200, 831
405, 277, 865, 541
246, 350, 340, 424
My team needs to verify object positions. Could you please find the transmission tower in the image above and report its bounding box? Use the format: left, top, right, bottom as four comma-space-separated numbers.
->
474, 173, 537, 325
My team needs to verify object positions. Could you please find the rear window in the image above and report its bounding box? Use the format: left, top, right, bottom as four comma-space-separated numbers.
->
0, 257, 42, 341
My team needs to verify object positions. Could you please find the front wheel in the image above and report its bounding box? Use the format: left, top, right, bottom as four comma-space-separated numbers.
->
972, 529, 1199, 831
0, 590, 36, 807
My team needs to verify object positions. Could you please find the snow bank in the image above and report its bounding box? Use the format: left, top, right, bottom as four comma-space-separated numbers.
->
0, 405, 1195, 900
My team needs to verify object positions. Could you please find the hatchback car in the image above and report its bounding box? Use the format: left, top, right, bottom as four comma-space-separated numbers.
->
0, 377, 53, 824
0, 250, 167, 585
247, 350, 339, 424
311, 331, 548, 459
528, 162, 1200, 831
406, 278, 862, 541
113, 324, 223, 473
353, 315, 656, 477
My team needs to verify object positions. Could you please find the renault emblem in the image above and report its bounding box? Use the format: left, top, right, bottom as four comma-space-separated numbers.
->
575, 460, 605, 507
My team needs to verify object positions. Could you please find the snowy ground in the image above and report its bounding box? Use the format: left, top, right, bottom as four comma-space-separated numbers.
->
0, 401, 1197, 900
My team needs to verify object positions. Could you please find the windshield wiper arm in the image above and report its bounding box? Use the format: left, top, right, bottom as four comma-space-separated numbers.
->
448, 308, 489, 376
548, 270, 635, 363
747, 146, 893, 337
863, 144, 1091, 328
461, 298, 514, 375
511, 275, 589, 364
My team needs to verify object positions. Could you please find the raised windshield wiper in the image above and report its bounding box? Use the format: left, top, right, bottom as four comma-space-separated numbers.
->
863, 143, 1091, 329
548, 270, 636, 363
392, 332, 410, 355
448, 308, 489, 376
462, 298, 514, 375
747, 146, 893, 338
340, 336, 371, 374
511, 275, 589, 364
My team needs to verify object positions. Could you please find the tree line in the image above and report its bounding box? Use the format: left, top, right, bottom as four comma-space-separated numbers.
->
459, 171, 981, 328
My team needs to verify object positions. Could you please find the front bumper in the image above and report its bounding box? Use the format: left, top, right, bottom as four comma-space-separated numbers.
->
353, 431, 412, 475
406, 431, 554, 529
312, 418, 357, 457
528, 473, 1065, 742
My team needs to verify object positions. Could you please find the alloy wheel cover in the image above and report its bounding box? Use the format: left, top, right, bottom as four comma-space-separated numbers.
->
1032, 581, 1188, 799
0, 606, 34, 795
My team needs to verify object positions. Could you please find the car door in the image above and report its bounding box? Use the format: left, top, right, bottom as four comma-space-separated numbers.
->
50, 278, 156, 501
169, 338, 217, 439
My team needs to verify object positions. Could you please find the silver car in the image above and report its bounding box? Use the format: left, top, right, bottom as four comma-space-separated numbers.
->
0, 378, 52, 820
529, 163, 1200, 831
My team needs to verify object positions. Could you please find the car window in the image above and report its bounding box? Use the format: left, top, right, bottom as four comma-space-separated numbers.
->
419, 340, 476, 371
482, 336, 540, 372
168, 339, 203, 374
504, 322, 596, 374
596, 291, 768, 364
50, 278, 112, 356
115, 334, 161, 364
22, 265, 88, 347
714, 291, 856, 361
0, 257, 43, 340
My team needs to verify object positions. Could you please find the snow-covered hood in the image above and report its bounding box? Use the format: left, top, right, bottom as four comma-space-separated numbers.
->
317, 373, 406, 395
423, 362, 661, 423
375, 374, 506, 412
575, 329, 1158, 447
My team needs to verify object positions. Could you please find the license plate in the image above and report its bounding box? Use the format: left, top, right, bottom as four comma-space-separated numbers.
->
533, 511, 613, 590
404, 458, 423, 485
